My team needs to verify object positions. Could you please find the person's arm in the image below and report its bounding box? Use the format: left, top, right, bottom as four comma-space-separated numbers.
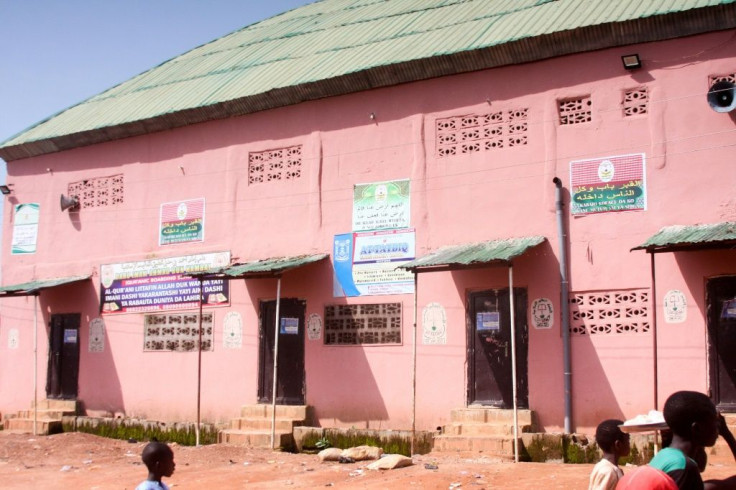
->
719, 414, 736, 462
704, 476, 736, 490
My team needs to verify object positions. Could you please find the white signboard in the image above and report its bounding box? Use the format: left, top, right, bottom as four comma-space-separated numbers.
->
223, 312, 243, 349
11, 203, 40, 254
8, 329, 19, 349
422, 303, 447, 345
663, 290, 687, 324
531, 298, 554, 329
352, 179, 410, 231
89, 318, 105, 353
307, 313, 322, 341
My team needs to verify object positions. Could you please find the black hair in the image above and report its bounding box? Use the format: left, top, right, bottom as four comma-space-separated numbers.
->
141, 441, 173, 471
663, 391, 717, 439
595, 419, 626, 453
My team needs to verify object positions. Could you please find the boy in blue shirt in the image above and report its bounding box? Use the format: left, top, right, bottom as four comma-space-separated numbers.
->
136, 441, 176, 490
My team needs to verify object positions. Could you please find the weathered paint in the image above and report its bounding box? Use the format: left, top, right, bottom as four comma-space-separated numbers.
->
1, 29, 735, 435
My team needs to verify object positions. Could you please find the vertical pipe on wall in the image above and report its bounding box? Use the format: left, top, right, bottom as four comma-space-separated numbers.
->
411, 272, 418, 456
270, 277, 282, 449
650, 252, 658, 411
34, 294, 38, 436
196, 278, 203, 446
509, 266, 519, 463
553, 177, 572, 434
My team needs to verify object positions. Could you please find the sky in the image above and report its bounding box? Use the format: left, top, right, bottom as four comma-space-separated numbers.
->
0, 0, 313, 180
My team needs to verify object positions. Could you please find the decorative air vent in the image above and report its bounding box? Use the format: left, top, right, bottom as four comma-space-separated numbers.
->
623, 87, 649, 117
324, 303, 402, 345
436, 109, 529, 157
144, 312, 213, 352
248, 145, 302, 184
68, 174, 124, 208
570, 289, 649, 335
558, 96, 592, 125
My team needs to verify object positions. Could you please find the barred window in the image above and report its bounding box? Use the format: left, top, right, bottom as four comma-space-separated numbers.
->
324, 303, 402, 345
558, 96, 592, 125
436, 108, 528, 157
623, 87, 648, 117
248, 145, 302, 184
68, 174, 124, 208
144, 312, 213, 351
570, 290, 649, 335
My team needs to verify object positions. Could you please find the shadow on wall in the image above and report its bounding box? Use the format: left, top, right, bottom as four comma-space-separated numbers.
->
673, 250, 736, 405
443, 239, 627, 430
41, 280, 125, 415
241, 260, 389, 428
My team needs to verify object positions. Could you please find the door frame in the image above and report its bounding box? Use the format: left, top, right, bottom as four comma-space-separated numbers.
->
257, 298, 306, 405
466, 287, 529, 409
46, 313, 81, 400
707, 275, 736, 411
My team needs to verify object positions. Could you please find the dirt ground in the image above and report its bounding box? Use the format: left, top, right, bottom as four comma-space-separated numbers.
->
2, 432, 736, 489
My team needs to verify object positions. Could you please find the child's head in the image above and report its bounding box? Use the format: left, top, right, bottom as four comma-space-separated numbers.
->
596, 419, 630, 458
141, 441, 175, 479
663, 391, 719, 447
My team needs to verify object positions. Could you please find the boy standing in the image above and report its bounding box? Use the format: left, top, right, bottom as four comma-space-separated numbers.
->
136, 441, 176, 490
647, 390, 736, 490
589, 419, 631, 490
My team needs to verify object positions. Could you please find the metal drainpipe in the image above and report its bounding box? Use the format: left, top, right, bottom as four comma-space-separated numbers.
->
196, 278, 203, 446
553, 177, 572, 434
34, 294, 39, 436
411, 272, 418, 456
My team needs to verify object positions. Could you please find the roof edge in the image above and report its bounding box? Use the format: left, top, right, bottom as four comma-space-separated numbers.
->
2, 4, 735, 162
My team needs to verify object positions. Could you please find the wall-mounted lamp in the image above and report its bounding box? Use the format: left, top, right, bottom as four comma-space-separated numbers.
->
621, 54, 642, 70
0, 184, 13, 195
369, 112, 376, 120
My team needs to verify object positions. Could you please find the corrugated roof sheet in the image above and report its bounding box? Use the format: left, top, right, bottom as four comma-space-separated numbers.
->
0, 275, 91, 296
632, 221, 736, 252
2, 0, 735, 161
200, 253, 329, 278
400, 236, 546, 271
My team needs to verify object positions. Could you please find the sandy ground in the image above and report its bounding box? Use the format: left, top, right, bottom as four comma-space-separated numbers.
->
2, 431, 736, 489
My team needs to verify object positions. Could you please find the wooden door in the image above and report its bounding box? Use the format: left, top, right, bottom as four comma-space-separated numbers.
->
468, 289, 528, 408
46, 314, 81, 400
708, 276, 736, 410
258, 298, 306, 405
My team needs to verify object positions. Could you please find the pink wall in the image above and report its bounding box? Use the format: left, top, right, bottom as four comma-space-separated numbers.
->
1, 30, 735, 432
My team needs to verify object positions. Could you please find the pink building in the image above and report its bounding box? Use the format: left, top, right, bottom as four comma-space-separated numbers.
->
1, 0, 735, 446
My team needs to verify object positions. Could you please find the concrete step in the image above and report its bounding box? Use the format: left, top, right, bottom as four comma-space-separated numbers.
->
443, 422, 533, 436
4, 418, 62, 435
230, 417, 297, 431
450, 408, 533, 426
218, 429, 293, 448
31, 399, 78, 412
17, 409, 72, 419
239, 404, 307, 420
433, 434, 518, 457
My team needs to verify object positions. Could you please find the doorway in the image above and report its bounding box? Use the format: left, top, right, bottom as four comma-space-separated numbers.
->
258, 298, 306, 405
467, 288, 528, 408
46, 314, 81, 400
707, 276, 736, 410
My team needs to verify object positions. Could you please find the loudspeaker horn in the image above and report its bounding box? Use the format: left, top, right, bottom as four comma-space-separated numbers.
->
707, 80, 736, 113
60, 194, 79, 211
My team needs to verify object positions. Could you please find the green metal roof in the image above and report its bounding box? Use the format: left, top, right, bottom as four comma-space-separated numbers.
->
0, 275, 91, 297
2, 0, 735, 161
199, 253, 329, 278
400, 236, 546, 272
632, 221, 736, 253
